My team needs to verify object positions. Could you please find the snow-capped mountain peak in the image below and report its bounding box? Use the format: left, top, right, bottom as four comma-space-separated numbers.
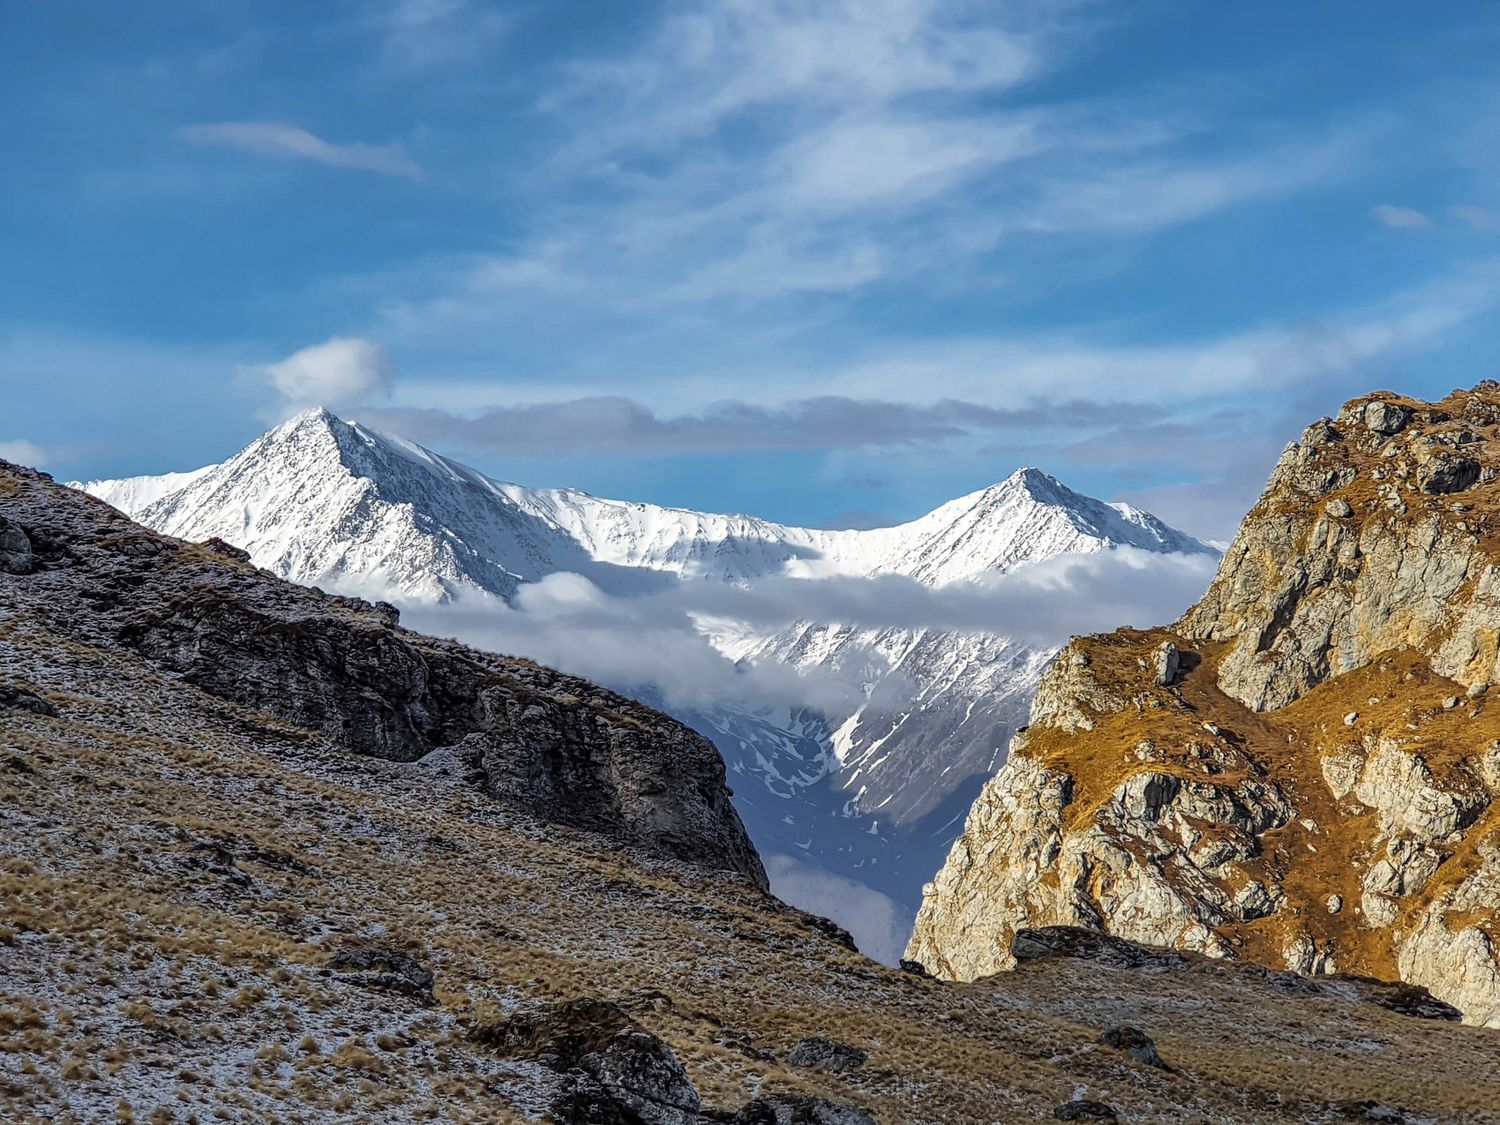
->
81, 407, 1209, 605
74, 407, 1215, 958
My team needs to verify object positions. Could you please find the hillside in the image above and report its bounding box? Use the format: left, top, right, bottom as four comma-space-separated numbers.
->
6, 456, 1500, 1122
76, 409, 1214, 953
909, 382, 1500, 1028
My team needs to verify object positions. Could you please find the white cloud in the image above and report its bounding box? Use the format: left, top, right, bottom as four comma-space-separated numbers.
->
1453, 204, 1496, 230
261, 337, 397, 412
0, 439, 49, 468
1371, 203, 1431, 229
764, 853, 913, 965
401, 579, 864, 717
785, 264, 1500, 408
376, 0, 509, 68
391, 544, 1218, 716
180, 122, 422, 179
553, 0, 1042, 158
1026, 137, 1364, 235
774, 114, 1038, 211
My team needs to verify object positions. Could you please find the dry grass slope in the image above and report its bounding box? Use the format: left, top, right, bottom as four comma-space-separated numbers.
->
3, 460, 1500, 1122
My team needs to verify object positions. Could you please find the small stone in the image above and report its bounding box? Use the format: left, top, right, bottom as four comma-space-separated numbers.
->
581, 1030, 702, 1120
1344, 712, 1359, 726
1442, 696, 1461, 711
0, 685, 58, 717
735, 1096, 876, 1125
1099, 1025, 1168, 1070
1054, 1101, 1119, 1121
1202, 722, 1221, 736
788, 1036, 868, 1072
327, 947, 436, 1007
1152, 641, 1182, 686
1468, 682, 1488, 700
1363, 400, 1410, 435
1325, 498, 1354, 518
1327, 894, 1343, 914
0, 516, 34, 576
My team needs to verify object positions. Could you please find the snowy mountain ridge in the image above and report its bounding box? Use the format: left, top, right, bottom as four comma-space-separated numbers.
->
76, 407, 1214, 960
81, 407, 1203, 599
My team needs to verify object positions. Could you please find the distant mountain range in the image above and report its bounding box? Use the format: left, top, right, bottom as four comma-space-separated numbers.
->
77, 407, 1214, 958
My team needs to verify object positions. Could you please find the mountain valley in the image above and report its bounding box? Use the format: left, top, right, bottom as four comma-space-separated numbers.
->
77, 408, 1214, 958
5, 452, 1500, 1123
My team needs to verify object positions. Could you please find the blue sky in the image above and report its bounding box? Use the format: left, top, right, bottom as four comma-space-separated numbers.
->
4, 0, 1500, 539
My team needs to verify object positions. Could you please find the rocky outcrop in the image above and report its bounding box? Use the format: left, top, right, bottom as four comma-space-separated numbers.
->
1098, 1026, 1167, 1071
0, 459, 766, 889
473, 999, 874, 1124
909, 384, 1500, 1026
788, 1036, 868, 1072
0, 515, 34, 575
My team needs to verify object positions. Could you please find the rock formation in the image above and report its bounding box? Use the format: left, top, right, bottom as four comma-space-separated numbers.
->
909, 383, 1500, 1027
1, 456, 765, 888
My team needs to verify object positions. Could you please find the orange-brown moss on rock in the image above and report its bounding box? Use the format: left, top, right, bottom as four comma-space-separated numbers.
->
909, 382, 1500, 1028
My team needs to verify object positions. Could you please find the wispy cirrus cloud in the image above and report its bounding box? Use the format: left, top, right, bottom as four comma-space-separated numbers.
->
1371, 203, 1431, 229
179, 121, 422, 179
1453, 204, 1496, 230
366, 1, 1379, 346
374, 0, 509, 69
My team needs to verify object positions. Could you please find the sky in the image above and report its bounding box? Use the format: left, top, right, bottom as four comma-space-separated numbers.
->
5, 1, 1500, 541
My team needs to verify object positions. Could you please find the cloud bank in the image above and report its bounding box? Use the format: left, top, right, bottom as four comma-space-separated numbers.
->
361, 396, 1160, 455
397, 546, 1219, 715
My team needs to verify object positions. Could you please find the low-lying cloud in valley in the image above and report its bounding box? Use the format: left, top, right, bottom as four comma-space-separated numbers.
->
763, 853, 915, 968
398, 545, 1220, 717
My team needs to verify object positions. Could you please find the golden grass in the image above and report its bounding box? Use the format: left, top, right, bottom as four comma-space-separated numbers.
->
7, 458, 1500, 1121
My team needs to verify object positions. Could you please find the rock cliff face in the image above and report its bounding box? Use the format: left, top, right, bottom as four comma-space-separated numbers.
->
908, 382, 1500, 1026
0, 458, 766, 888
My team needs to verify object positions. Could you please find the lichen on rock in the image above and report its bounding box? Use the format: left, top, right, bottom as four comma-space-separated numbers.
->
909, 383, 1500, 1026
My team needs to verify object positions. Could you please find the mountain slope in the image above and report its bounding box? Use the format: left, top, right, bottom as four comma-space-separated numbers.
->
76, 408, 1213, 953
908, 382, 1500, 1026
8, 455, 1500, 1124
16, 455, 763, 887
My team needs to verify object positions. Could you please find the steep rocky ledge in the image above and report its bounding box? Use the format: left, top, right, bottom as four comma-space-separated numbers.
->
909, 382, 1500, 1027
0, 458, 766, 888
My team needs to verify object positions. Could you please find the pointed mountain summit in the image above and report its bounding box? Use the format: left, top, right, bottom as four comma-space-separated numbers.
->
81, 408, 1211, 600
76, 407, 1213, 958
